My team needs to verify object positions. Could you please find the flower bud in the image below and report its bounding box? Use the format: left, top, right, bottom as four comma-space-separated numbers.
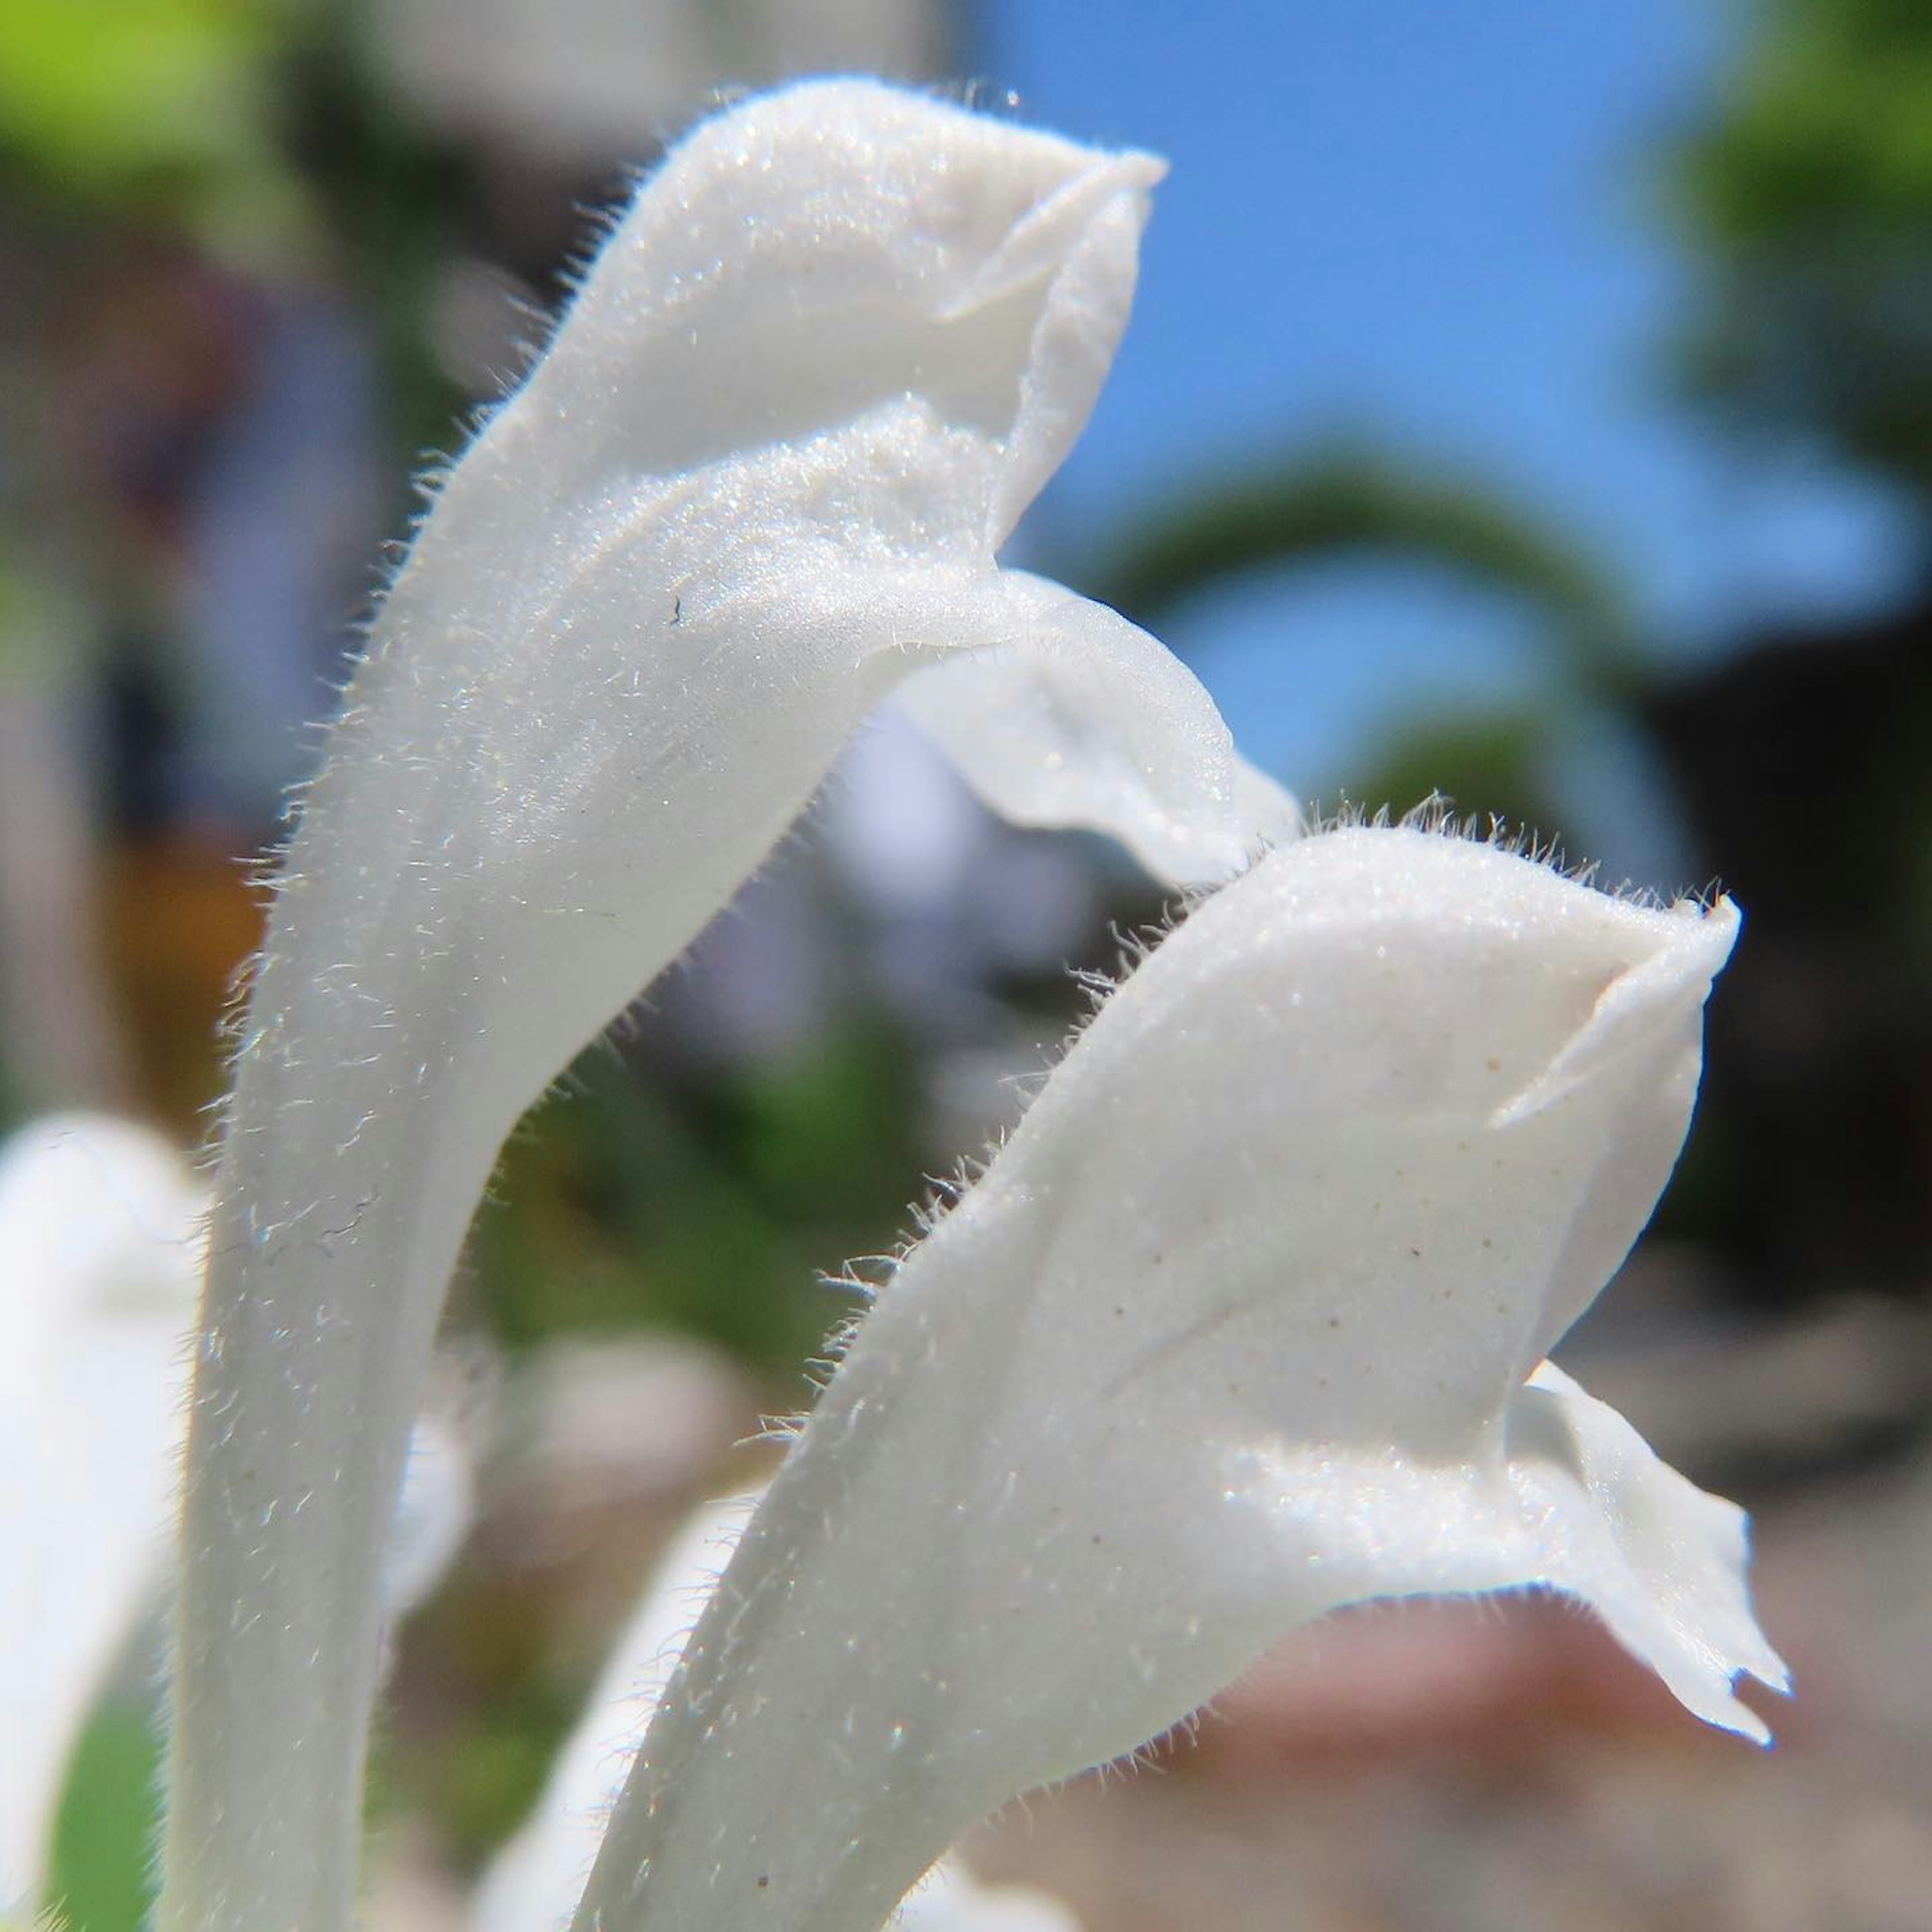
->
576, 827, 1784, 1932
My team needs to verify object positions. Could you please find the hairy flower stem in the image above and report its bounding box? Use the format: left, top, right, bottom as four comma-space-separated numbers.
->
162, 982, 537, 1928
158, 714, 866, 1932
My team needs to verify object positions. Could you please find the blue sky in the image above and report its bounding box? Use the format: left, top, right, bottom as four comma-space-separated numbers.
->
972, 0, 1918, 837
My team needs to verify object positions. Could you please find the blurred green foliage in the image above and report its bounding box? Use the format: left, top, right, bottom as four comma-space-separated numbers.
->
48, 1697, 159, 1932
0, 0, 464, 466
1675, 0, 1932, 493
469, 1021, 923, 1372
381, 1565, 593, 1873
1097, 446, 1638, 703
0, 0, 310, 255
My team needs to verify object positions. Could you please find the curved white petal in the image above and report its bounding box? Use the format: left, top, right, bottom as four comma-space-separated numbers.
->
473, 1495, 1079, 1932
895, 574, 1299, 885
0, 1115, 201, 1913
572, 827, 1781, 1932
162, 82, 1273, 1932
1225, 1359, 1786, 1745
1511, 1359, 1789, 1733
471, 1496, 755, 1932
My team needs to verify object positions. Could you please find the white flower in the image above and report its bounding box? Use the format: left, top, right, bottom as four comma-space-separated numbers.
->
0, 1115, 201, 1916
570, 826, 1787, 1932
160, 79, 1293, 1932
0, 1114, 471, 1924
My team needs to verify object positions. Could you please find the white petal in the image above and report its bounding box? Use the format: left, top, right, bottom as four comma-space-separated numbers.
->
895, 573, 1300, 885
161, 82, 1269, 1932
573, 827, 1774, 1932
1510, 1360, 1789, 1734
471, 1496, 755, 1932
0, 1115, 470, 1917
0, 1115, 200, 1910
472, 1493, 1082, 1932
1218, 1360, 1786, 1744
895, 1863, 1084, 1932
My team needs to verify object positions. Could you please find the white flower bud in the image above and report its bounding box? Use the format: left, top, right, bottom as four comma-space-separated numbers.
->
575, 826, 1785, 1932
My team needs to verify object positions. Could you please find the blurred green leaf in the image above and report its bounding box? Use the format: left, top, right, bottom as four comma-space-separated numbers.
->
0, 0, 276, 185
0, 0, 319, 256
1093, 445, 1639, 701
1671, 0, 1932, 494
470, 1025, 922, 1372
48, 1696, 160, 1932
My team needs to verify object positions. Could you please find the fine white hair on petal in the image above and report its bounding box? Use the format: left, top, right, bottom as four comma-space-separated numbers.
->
473, 1494, 1082, 1932
471, 1495, 757, 1932
162, 79, 1281, 1932
570, 825, 1782, 1932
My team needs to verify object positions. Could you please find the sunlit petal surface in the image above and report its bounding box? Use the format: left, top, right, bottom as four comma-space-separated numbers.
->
162, 79, 1284, 1932
576, 826, 1784, 1932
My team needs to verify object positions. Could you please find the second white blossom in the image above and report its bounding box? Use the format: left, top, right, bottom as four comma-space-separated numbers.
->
571, 824, 1786, 1932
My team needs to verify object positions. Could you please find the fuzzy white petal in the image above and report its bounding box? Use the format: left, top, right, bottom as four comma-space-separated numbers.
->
573, 827, 1781, 1932
163, 80, 1269, 1932
1512, 1359, 1789, 1733
473, 1495, 1082, 1932
1223, 1358, 1786, 1745
894, 574, 1300, 885
471, 1497, 755, 1932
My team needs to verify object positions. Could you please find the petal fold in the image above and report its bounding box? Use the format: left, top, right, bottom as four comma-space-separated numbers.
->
1510, 1360, 1789, 1737
895, 573, 1299, 884
1218, 1360, 1786, 1745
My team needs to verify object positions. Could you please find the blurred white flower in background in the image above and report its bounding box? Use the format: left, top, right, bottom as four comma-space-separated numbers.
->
0, 1115, 473, 1925
0, 1115, 200, 1914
